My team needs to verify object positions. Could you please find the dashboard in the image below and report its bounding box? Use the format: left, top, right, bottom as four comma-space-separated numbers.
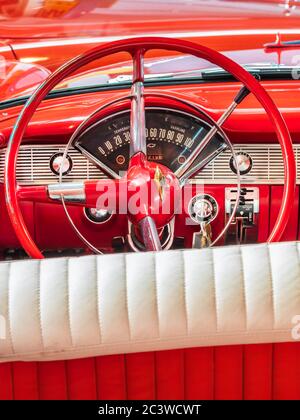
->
1, 79, 300, 255
73, 108, 226, 178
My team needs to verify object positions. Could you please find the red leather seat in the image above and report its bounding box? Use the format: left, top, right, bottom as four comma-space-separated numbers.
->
1, 343, 300, 400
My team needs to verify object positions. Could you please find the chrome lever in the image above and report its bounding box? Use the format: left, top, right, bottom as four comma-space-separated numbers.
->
138, 216, 162, 251
176, 84, 251, 180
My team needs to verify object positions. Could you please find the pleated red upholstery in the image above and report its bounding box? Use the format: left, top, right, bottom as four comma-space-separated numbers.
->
1, 343, 300, 400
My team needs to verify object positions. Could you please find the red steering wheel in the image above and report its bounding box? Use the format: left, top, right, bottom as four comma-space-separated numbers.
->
4, 37, 296, 259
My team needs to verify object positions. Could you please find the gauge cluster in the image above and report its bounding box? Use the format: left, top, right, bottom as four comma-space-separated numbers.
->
74, 108, 227, 178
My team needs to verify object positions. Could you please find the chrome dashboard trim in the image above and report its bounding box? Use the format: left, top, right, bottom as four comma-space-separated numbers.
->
194, 143, 291, 185
0, 143, 298, 185
48, 182, 85, 203
0, 144, 106, 185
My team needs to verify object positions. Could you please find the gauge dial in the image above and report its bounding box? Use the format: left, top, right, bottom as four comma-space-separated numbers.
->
50, 153, 72, 175
84, 207, 112, 224
74, 108, 226, 177
229, 151, 252, 175
188, 194, 218, 224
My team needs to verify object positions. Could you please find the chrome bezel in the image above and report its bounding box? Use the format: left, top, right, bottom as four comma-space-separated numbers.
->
73, 106, 227, 179
229, 151, 253, 176
188, 193, 219, 224
83, 207, 113, 225
49, 152, 73, 176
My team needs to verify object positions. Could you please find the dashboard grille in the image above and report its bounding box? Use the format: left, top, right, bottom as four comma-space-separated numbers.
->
0, 145, 106, 184
196, 144, 286, 184
0, 144, 296, 185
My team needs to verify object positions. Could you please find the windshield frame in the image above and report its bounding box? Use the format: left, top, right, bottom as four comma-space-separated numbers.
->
0, 67, 297, 110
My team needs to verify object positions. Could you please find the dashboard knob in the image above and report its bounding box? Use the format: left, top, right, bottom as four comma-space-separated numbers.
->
229, 151, 252, 175
84, 207, 112, 224
188, 194, 218, 224
50, 153, 72, 176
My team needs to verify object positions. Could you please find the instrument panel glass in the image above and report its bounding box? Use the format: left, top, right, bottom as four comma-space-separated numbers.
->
74, 108, 226, 177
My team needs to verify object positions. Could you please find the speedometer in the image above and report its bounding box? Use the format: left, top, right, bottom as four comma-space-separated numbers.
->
74, 108, 226, 177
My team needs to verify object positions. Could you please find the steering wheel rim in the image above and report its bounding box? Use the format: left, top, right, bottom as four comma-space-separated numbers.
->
4, 36, 296, 259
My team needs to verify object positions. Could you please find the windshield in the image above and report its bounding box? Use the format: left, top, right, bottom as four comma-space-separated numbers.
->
1, 48, 299, 107
58, 59, 300, 91
55, 46, 300, 90
1, 1, 300, 106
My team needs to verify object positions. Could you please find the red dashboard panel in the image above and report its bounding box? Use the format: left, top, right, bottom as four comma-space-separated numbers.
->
270, 186, 300, 242
0, 184, 276, 251
1, 81, 300, 144
0, 77, 297, 252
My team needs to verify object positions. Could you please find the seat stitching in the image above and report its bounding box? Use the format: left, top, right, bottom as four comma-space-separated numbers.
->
37, 260, 44, 350
182, 252, 189, 335
66, 259, 74, 347
124, 254, 131, 340
211, 249, 219, 332
267, 244, 275, 330
0, 327, 292, 361
239, 248, 248, 331
95, 257, 102, 343
153, 253, 160, 338
7, 263, 15, 354
294, 242, 300, 290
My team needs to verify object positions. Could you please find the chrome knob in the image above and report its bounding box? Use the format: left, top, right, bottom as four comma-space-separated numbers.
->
230, 152, 252, 175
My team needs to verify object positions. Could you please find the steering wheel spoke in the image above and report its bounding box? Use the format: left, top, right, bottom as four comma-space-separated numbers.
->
130, 48, 147, 158
176, 84, 252, 180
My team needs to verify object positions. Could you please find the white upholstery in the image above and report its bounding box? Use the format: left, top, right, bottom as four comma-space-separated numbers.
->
0, 241, 300, 362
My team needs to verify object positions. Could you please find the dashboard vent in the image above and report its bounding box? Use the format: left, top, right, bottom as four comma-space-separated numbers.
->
195, 144, 286, 184
0, 145, 106, 184
0, 143, 296, 185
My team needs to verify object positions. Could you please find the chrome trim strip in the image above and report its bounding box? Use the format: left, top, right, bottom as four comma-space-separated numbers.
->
0, 143, 299, 185
48, 182, 85, 203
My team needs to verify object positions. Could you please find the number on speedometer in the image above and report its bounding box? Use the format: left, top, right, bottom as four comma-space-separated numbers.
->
74, 108, 226, 178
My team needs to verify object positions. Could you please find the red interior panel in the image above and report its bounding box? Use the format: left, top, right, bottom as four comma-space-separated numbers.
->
270, 186, 299, 242
1, 343, 300, 400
